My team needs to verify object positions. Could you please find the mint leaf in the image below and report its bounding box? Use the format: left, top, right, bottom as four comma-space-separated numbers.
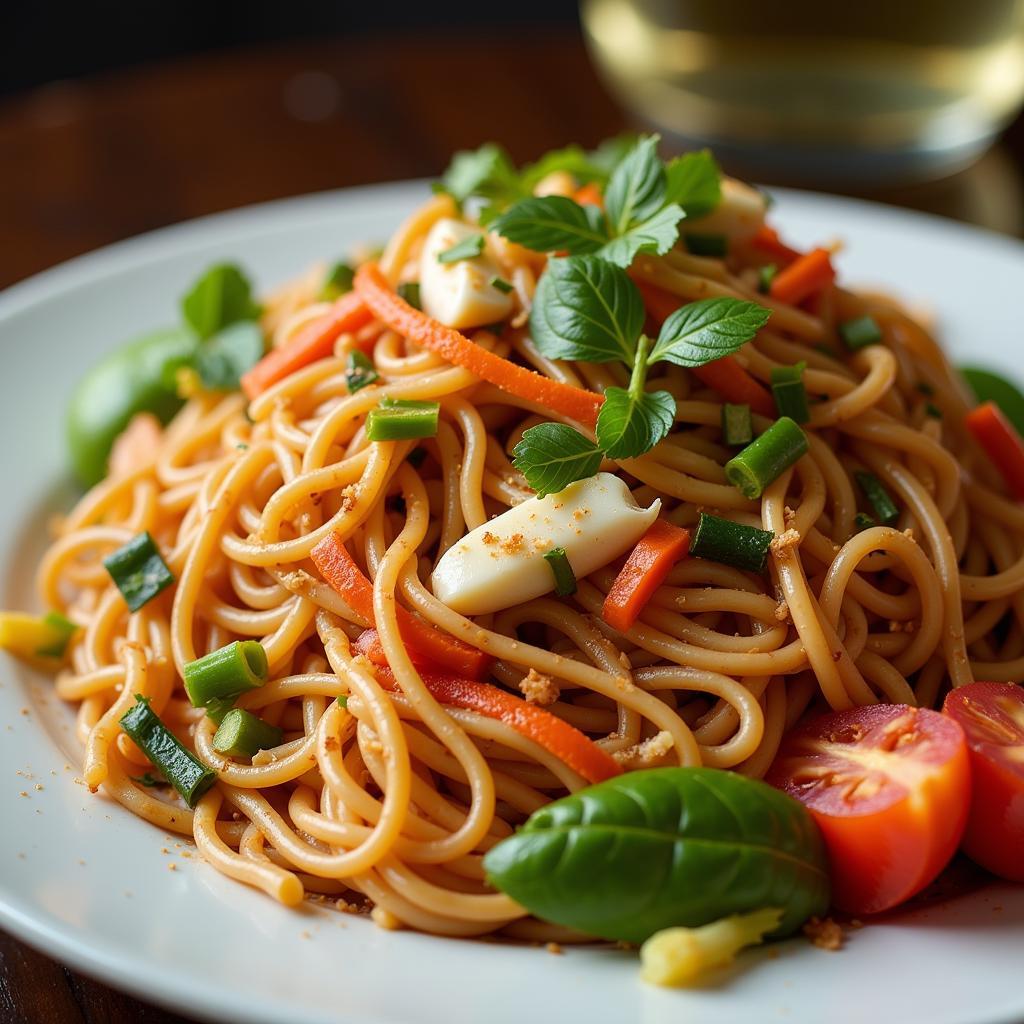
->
530, 256, 644, 364
181, 264, 261, 340
604, 135, 667, 236
491, 196, 607, 255
664, 150, 722, 218
194, 321, 265, 391
596, 387, 675, 459
521, 145, 611, 191
439, 143, 522, 206
599, 203, 685, 268
511, 423, 603, 497
589, 133, 641, 177
648, 297, 772, 367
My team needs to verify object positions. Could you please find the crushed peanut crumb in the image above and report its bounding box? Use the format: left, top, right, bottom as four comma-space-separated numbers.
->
519, 669, 560, 707
803, 917, 843, 951
770, 528, 801, 554
774, 600, 790, 622
613, 731, 674, 768
545, 942, 564, 955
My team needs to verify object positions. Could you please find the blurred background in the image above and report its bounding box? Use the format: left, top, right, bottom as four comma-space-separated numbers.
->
3, 0, 1024, 1018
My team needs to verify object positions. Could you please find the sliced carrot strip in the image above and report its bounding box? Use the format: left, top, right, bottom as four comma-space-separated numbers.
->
373, 666, 621, 785
354, 262, 602, 427
310, 532, 491, 680
750, 225, 801, 265
354, 627, 453, 674
241, 291, 373, 399
769, 247, 835, 306
602, 520, 690, 633
965, 401, 1024, 501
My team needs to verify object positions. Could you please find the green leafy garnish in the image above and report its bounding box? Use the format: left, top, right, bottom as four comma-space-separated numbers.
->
648, 297, 772, 367
193, 322, 265, 391
438, 234, 485, 264
318, 262, 355, 301
961, 366, 1024, 435
596, 384, 676, 461
490, 196, 608, 255
511, 423, 603, 497
181, 264, 261, 340
664, 150, 722, 217
604, 135, 669, 235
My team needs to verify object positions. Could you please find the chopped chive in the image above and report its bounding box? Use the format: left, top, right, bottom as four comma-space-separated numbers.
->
725, 416, 809, 499
103, 532, 174, 612
684, 233, 728, 258
855, 512, 877, 531
183, 640, 268, 710
771, 362, 810, 424
213, 709, 283, 758
337, 694, 349, 708
397, 282, 421, 309
133, 771, 165, 788
318, 261, 355, 301
438, 234, 485, 264
366, 397, 440, 441
345, 350, 379, 394
119, 695, 216, 808
36, 612, 78, 658
916, 380, 935, 396
838, 315, 883, 351
690, 513, 774, 573
855, 471, 899, 526
925, 401, 943, 418
407, 446, 428, 468
490, 275, 514, 294
543, 546, 577, 597
757, 264, 778, 294
721, 403, 753, 447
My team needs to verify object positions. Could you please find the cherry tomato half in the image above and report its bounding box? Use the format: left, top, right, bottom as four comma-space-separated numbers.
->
766, 704, 970, 915
943, 682, 1024, 881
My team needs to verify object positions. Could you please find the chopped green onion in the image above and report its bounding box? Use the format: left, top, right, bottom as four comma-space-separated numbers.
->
925, 401, 943, 419
337, 695, 349, 708
183, 640, 269, 710
366, 397, 440, 441
407, 446, 428, 468
838, 315, 883, 351
397, 282, 421, 309
203, 696, 237, 725
721, 403, 753, 447
691, 513, 774, 573
771, 362, 810, 424
133, 771, 164, 788
213, 709, 283, 758
757, 264, 778, 294
855, 471, 899, 526
855, 512, 877, 531
345, 350, 379, 394
683, 233, 728, 258
36, 612, 78, 658
438, 235, 485, 264
103, 532, 175, 612
318, 262, 355, 301
543, 546, 577, 597
490, 276, 514, 294
725, 417, 809, 499
119, 695, 216, 808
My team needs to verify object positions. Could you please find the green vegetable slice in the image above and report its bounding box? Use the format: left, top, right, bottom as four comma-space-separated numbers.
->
484, 767, 829, 943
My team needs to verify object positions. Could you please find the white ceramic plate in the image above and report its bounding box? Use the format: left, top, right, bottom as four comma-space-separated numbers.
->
1, 182, 1023, 1024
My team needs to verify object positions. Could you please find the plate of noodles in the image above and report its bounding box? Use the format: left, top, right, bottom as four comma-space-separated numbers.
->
2, 137, 1024, 1024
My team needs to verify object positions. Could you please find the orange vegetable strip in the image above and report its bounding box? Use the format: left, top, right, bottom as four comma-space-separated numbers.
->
602, 520, 691, 633
637, 282, 776, 417
965, 401, 1024, 501
353, 627, 468, 675
354, 262, 602, 428
310, 532, 492, 680
574, 182, 604, 208
750, 225, 801, 264
241, 291, 373, 399
373, 667, 621, 785
769, 247, 835, 306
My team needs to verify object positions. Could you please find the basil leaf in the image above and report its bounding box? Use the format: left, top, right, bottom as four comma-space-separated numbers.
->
530, 256, 644, 364
520, 145, 609, 191
664, 149, 722, 218
589, 132, 641, 177
193, 322, 265, 391
491, 196, 607, 255
511, 423, 603, 497
649, 296, 772, 367
961, 365, 1024, 436
599, 203, 685, 268
439, 143, 521, 206
181, 264, 261, 341
596, 387, 675, 459
604, 135, 667, 236
483, 766, 830, 943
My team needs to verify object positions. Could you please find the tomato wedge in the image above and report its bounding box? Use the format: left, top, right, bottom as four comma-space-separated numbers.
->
766, 705, 970, 915
943, 682, 1024, 881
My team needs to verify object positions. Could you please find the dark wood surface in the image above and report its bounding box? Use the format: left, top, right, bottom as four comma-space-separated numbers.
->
2, 27, 1024, 1024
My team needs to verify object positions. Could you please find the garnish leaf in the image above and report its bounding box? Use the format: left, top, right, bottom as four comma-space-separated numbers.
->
649, 297, 772, 367
491, 196, 607, 255
604, 135, 666, 236
439, 143, 521, 206
318, 262, 355, 301
520, 145, 609, 191
663, 150, 722, 218
193, 322, 265, 391
596, 387, 675, 459
511, 423, 603, 497
599, 203, 685, 268
181, 264, 261, 340
530, 256, 645, 364
961, 366, 1024, 435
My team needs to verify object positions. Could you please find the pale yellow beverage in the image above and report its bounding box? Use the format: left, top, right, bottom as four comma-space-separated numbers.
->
581, 0, 1024, 182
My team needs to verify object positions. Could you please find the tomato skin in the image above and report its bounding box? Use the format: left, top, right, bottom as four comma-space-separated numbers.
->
766, 705, 970, 915
943, 682, 1024, 881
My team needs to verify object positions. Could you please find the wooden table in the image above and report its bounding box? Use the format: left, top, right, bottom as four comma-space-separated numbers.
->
2, 27, 1023, 1024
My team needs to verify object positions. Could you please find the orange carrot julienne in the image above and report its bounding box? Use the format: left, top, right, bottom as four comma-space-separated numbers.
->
354, 262, 602, 428
241, 291, 373, 400
602, 520, 690, 633
769, 247, 835, 306
965, 401, 1024, 501
750, 225, 801, 265
310, 532, 492, 680
353, 626, 476, 676
373, 666, 621, 784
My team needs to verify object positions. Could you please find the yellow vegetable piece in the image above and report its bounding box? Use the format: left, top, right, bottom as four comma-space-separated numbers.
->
639, 907, 783, 988
0, 611, 78, 662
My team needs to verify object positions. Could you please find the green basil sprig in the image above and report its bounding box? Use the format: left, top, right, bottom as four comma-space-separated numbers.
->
483, 766, 830, 944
